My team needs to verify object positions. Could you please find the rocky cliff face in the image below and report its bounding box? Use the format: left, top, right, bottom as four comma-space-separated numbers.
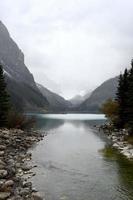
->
0, 21, 48, 111
0, 21, 35, 86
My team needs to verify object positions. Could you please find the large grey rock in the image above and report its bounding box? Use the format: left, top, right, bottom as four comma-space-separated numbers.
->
0, 192, 11, 199
3, 180, 14, 187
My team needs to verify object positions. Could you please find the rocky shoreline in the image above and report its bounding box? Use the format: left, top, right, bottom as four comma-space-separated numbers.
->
100, 126, 133, 160
0, 128, 45, 200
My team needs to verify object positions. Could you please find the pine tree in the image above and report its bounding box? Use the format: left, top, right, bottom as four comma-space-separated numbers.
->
0, 64, 10, 127
126, 60, 133, 134
116, 69, 129, 128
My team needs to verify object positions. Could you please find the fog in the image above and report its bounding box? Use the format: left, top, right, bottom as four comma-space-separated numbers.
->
0, 0, 133, 98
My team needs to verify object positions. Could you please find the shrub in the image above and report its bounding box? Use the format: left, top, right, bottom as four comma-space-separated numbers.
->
7, 110, 36, 130
101, 99, 119, 127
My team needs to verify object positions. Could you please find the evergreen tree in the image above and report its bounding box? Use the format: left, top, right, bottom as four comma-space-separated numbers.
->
0, 64, 10, 127
126, 60, 133, 134
116, 69, 129, 128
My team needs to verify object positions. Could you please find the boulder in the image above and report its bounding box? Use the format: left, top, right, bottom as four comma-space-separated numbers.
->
0, 192, 10, 199
4, 180, 14, 188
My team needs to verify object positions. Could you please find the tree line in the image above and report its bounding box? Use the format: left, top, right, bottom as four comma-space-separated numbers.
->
0, 64, 35, 129
102, 60, 133, 135
0, 64, 10, 127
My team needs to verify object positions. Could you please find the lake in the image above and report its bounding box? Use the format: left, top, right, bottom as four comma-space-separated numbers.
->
30, 114, 133, 200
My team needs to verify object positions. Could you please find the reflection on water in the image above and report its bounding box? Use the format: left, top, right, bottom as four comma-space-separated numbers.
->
30, 114, 133, 200
33, 113, 106, 131
35, 117, 64, 131
101, 147, 133, 199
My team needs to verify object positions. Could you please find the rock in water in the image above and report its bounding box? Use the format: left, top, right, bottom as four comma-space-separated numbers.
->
32, 192, 44, 200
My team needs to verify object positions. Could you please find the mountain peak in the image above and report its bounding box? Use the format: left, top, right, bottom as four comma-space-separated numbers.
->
0, 21, 49, 111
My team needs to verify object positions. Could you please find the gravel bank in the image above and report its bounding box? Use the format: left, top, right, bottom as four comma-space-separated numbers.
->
0, 128, 45, 200
100, 126, 133, 160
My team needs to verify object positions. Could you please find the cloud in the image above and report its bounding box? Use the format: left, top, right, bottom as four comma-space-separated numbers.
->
0, 0, 133, 98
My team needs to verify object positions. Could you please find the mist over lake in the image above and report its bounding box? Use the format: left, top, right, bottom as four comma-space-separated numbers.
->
1, 1, 133, 200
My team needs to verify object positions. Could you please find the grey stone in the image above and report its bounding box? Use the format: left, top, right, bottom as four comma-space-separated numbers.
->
1, 134, 10, 139
23, 182, 32, 188
2, 130, 10, 134
21, 165, 32, 171
0, 192, 11, 200
0, 145, 6, 151
19, 188, 30, 196
0, 179, 6, 188
32, 192, 43, 200
113, 143, 119, 148
7, 159, 15, 167
0, 170, 8, 178
4, 180, 14, 187
0, 151, 4, 156
0, 165, 5, 169
0, 160, 6, 166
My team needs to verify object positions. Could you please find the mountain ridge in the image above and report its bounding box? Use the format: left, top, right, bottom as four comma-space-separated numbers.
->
37, 83, 71, 112
77, 76, 118, 113
0, 20, 49, 111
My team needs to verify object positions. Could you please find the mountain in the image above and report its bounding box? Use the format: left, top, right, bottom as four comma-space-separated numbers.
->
0, 21, 49, 111
69, 95, 85, 106
37, 83, 71, 112
70, 90, 92, 107
83, 91, 92, 100
78, 77, 118, 113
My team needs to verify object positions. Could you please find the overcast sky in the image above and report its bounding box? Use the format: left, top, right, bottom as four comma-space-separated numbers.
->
0, 0, 133, 99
